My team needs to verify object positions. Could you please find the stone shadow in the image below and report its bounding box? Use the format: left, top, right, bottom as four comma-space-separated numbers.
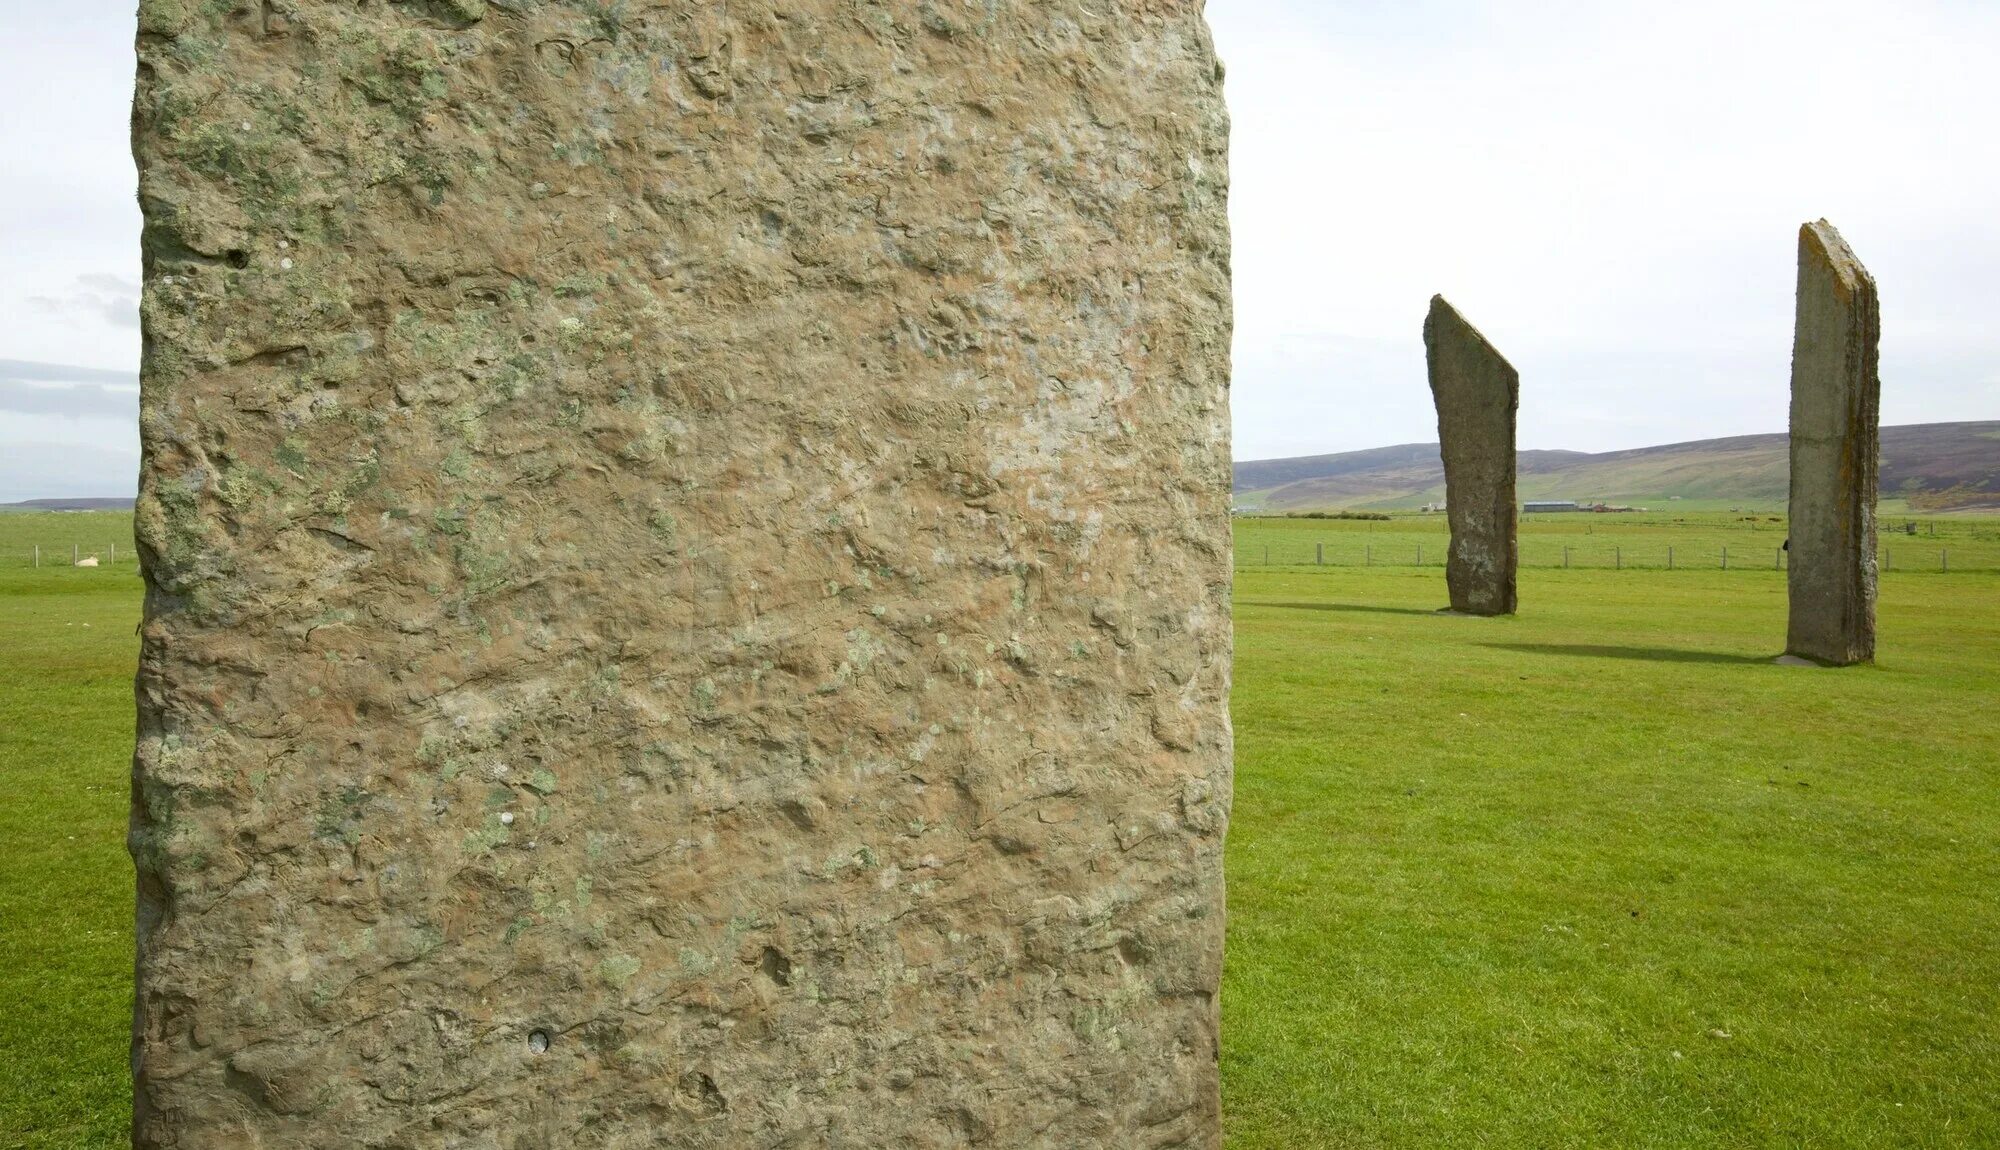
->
1244, 600, 1449, 618
1481, 642, 1770, 666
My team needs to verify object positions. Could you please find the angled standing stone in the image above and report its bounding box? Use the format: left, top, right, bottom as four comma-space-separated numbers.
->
130, 3, 1231, 1146
1785, 220, 1880, 666
1425, 296, 1520, 616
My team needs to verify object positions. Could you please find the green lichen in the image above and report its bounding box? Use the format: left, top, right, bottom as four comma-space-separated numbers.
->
275, 436, 309, 474
582, 1, 625, 42
142, 468, 228, 599
216, 465, 277, 509
554, 272, 606, 299
462, 814, 510, 854
598, 953, 641, 989
646, 507, 679, 550
314, 785, 368, 844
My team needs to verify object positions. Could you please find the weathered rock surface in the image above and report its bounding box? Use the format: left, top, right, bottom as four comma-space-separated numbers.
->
1784, 220, 1879, 666
129, 3, 1231, 1146
1423, 295, 1518, 616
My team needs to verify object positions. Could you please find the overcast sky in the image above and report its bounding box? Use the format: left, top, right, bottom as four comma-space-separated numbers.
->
2, 1, 1997, 498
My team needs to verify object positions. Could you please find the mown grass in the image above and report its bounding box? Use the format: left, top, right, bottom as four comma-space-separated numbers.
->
1226, 565, 2000, 1147
2, 512, 1997, 1147
1236, 512, 2000, 571
0, 558, 140, 1150
0, 510, 138, 573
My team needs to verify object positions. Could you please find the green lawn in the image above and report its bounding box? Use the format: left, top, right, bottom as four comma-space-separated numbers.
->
0, 558, 140, 1150
2, 512, 1998, 1147
1226, 565, 2000, 1147
1235, 512, 2000, 572
0, 510, 138, 573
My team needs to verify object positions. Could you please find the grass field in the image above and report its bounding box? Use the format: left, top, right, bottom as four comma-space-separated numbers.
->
3, 512, 1998, 1147
0, 510, 138, 574
1236, 512, 2000, 572
1225, 565, 2000, 1147
0, 538, 140, 1149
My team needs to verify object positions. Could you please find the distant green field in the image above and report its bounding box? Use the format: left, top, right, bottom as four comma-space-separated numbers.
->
0, 510, 138, 572
1236, 512, 2000, 572
4, 512, 1998, 1147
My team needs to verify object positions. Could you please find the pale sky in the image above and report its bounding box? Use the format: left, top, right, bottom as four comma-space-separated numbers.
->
2, 1, 1997, 499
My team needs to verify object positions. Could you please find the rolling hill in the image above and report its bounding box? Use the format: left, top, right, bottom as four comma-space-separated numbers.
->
0, 497, 135, 513
1234, 421, 2000, 513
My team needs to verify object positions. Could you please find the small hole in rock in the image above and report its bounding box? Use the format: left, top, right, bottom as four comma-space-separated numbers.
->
225, 250, 249, 269
759, 946, 793, 987
528, 1029, 551, 1054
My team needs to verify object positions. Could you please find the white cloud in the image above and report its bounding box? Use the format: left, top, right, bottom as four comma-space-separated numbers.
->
0, 378, 139, 420
29, 273, 140, 330
0, 436, 139, 503
0, 0, 141, 375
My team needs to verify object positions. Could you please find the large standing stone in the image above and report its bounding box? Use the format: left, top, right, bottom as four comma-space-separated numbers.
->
129, 4, 1231, 1146
1784, 220, 1880, 666
1424, 295, 1519, 616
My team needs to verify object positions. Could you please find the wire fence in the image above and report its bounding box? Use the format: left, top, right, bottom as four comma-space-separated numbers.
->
1232, 513, 2000, 574
6, 514, 1997, 574
5, 541, 1991, 573
1235, 539, 1987, 573
10, 542, 139, 570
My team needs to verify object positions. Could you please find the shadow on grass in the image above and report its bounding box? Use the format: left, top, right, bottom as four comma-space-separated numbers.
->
1242, 600, 1444, 617
1481, 642, 1770, 665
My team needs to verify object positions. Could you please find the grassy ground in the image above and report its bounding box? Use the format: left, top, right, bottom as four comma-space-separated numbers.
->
1236, 513, 2000, 572
2, 511, 1998, 1147
1225, 565, 2000, 1147
0, 554, 140, 1149
0, 510, 138, 572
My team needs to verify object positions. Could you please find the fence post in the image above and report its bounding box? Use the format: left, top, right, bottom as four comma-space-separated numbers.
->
33, 545, 39, 568
1316, 542, 1323, 566
1668, 545, 1674, 570
1615, 546, 1621, 570
1722, 546, 1728, 570
110, 542, 116, 565
1775, 547, 1782, 570
73, 543, 79, 565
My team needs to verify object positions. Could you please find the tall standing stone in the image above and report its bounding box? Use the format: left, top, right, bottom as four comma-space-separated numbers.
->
1424, 295, 1519, 616
1784, 220, 1881, 666
129, 3, 1231, 1146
